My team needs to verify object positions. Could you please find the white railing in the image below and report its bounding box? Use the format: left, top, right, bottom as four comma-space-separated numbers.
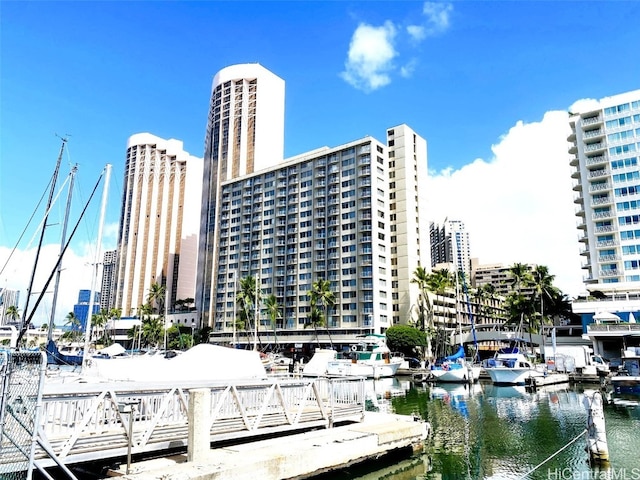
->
32, 376, 365, 468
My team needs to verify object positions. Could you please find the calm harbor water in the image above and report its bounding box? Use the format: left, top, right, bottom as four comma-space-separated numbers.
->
330, 377, 640, 480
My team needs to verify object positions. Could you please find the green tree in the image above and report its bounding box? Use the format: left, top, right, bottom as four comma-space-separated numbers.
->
6, 305, 20, 323
64, 311, 82, 343
147, 282, 166, 315
264, 294, 281, 351
411, 266, 434, 360
385, 325, 427, 357
237, 275, 259, 349
309, 278, 335, 348
304, 305, 325, 346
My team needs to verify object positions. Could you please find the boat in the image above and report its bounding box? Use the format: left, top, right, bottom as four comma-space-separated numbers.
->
483, 345, 547, 386
611, 348, 640, 395
427, 345, 482, 383
325, 334, 403, 379
301, 348, 338, 376
45, 341, 84, 366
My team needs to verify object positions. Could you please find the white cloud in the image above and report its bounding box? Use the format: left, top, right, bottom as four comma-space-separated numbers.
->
343, 2, 453, 91
422, 2, 453, 35
426, 110, 586, 298
340, 21, 398, 92
0, 222, 119, 329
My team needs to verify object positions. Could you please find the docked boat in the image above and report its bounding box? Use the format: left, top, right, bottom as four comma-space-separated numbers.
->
326, 334, 403, 379
483, 346, 547, 386
611, 348, 640, 395
427, 345, 482, 383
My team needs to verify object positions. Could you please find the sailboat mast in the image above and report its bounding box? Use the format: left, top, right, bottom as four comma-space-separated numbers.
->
81, 164, 112, 373
22, 137, 67, 327
47, 165, 78, 342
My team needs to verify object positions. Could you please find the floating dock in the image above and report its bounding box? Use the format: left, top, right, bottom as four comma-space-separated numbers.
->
526, 373, 570, 388
107, 412, 430, 480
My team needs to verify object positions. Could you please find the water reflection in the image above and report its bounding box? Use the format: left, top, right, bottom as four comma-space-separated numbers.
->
344, 379, 640, 480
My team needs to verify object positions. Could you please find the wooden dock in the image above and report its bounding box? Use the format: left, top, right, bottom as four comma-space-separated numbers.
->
107, 412, 430, 480
526, 373, 570, 389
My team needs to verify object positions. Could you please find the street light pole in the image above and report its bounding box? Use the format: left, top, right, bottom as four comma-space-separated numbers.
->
191, 322, 195, 348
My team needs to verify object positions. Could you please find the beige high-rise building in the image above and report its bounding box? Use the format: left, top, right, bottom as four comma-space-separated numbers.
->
115, 133, 203, 316
197, 64, 285, 326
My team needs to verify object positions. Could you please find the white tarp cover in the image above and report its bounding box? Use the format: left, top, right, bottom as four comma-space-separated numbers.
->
97, 343, 126, 357
302, 349, 337, 376
85, 344, 267, 382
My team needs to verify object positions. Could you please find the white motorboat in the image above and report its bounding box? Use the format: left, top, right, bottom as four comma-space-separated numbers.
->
325, 334, 403, 379
611, 348, 640, 395
483, 346, 547, 386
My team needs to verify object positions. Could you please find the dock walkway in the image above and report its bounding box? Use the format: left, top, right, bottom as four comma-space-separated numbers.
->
108, 412, 430, 480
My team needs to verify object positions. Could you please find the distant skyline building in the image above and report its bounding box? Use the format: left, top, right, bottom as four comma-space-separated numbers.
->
100, 249, 117, 312
114, 133, 203, 317
569, 90, 640, 294
430, 220, 472, 280
197, 63, 286, 326
73, 289, 100, 330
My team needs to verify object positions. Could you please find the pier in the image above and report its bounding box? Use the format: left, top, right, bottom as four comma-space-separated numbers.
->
107, 411, 429, 479
1, 353, 429, 479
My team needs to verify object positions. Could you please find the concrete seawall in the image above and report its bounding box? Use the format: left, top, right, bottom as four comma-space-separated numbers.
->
108, 412, 430, 479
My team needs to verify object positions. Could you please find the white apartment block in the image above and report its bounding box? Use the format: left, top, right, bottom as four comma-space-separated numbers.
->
387, 126, 430, 327
115, 133, 203, 317
207, 128, 428, 345
197, 64, 285, 326
430, 220, 471, 280
569, 90, 640, 295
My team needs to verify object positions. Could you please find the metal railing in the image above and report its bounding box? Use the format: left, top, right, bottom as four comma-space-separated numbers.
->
30, 376, 365, 468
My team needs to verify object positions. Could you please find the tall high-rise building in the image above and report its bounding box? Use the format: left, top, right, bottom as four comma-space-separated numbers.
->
569, 90, 640, 293
0, 288, 20, 326
206, 127, 428, 344
197, 64, 285, 326
430, 220, 471, 280
115, 133, 203, 317
100, 249, 117, 312
569, 90, 640, 360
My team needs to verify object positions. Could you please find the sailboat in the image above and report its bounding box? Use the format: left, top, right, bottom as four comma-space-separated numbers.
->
427, 345, 481, 383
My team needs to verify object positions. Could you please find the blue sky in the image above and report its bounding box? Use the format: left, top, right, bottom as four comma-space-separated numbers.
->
1, 1, 640, 326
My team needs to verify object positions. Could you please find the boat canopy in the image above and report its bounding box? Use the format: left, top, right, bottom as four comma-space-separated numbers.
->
444, 345, 465, 362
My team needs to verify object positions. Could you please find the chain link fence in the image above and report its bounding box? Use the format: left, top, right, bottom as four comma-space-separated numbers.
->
0, 349, 46, 480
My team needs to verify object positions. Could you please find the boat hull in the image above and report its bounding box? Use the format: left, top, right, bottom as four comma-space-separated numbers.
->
611, 376, 640, 395
326, 359, 401, 378
485, 367, 544, 386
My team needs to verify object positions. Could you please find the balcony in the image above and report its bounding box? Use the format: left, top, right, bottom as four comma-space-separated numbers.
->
584, 142, 605, 153
581, 115, 602, 126
591, 196, 612, 206
588, 168, 609, 179
599, 269, 620, 277
588, 182, 612, 192
592, 210, 613, 220
586, 154, 607, 166
583, 129, 604, 140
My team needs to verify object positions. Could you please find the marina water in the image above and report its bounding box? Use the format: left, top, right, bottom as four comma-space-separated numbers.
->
328, 378, 640, 480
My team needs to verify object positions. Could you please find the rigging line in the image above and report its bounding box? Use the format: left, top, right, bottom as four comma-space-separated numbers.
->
16, 167, 105, 346
0, 164, 67, 279
514, 428, 588, 480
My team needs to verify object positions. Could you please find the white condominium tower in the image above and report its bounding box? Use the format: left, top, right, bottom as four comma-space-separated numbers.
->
208, 127, 428, 344
197, 64, 285, 326
569, 90, 640, 293
115, 133, 203, 316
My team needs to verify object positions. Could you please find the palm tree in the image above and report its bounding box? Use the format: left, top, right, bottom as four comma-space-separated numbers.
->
6, 305, 20, 323
507, 263, 534, 336
530, 265, 557, 337
147, 282, 166, 315
237, 275, 259, 349
64, 311, 82, 343
305, 305, 325, 346
310, 278, 335, 348
264, 294, 281, 352
142, 316, 165, 348
425, 269, 455, 358
411, 266, 434, 361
